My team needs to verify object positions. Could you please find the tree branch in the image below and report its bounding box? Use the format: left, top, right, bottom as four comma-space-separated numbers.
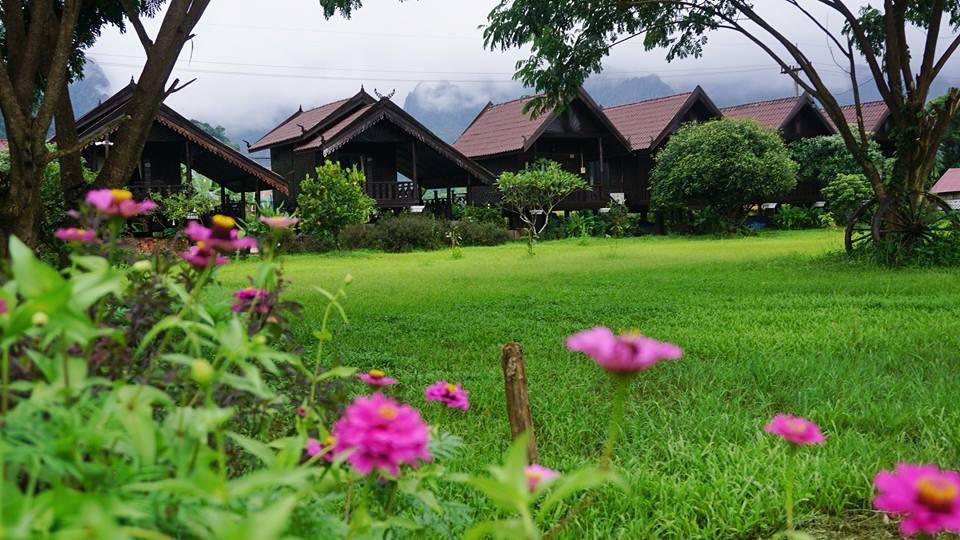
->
120, 0, 155, 52
34, 0, 83, 143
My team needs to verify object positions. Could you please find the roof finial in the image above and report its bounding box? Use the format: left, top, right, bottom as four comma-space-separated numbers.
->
129, 75, 135, 86
374, 88, 396, 101
243, 139, 252, 150
298, 104, 303, 113
361, 84, 365, 92
296, 123, 307, 135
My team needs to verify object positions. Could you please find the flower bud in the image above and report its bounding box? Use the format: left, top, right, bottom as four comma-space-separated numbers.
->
344, 273, 354, 285
132, 260, 152, 273
190, 359, 215, 386
32, 312, 49, 327
253, 335, 267, 346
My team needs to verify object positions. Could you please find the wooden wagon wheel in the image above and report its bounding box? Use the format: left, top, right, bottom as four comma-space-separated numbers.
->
844, 198, 878, 255
871, 192, 956, 256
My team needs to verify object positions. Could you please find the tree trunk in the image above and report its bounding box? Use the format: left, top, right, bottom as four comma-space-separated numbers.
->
0, 144, 46, 256
54, 82, 88, 210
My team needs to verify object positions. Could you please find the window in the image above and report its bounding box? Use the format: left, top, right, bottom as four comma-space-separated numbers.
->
143, 160, 152, 183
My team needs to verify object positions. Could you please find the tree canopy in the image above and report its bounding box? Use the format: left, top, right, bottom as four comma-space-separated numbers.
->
497, 159, 587, 240
651, 118, 797, 232
483, 0, 960, 210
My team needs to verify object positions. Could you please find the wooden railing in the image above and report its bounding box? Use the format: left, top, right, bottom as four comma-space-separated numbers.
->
364, 181, 419, 206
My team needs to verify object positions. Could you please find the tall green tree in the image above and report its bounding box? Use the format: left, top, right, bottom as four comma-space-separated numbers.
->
0, 0, 212, 254
651, 118, 797, 234
483, 1, 960, 230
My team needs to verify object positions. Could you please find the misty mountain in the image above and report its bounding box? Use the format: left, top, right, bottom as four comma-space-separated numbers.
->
403, 75, 676, 143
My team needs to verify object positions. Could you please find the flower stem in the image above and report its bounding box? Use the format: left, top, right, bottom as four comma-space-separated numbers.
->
784, 447, 796, 531
600, 375, 630, 471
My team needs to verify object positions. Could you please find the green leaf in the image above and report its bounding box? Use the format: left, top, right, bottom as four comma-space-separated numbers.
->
228, 432, 275, 467
461, 477, 526, 514
501, 432, 530, 493
537, 466, 617, 518
9, 236, 64, 299
314, 365, 357, 383
464, 519, 527, 540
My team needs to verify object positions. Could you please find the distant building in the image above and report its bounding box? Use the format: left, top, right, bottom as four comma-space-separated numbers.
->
454, 88, 632, 211
250, 89, 493, 213
932, 168, 960, 209
602, 87, 723, 215
721, 94, 834, 142
827, 100, 894, 155
75, 84, 288, 221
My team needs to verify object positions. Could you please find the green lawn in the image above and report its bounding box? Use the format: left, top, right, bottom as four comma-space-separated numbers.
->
223, 231, 960, 539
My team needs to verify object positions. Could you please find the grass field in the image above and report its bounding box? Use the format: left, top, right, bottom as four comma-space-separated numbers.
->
222, 230, 960, 539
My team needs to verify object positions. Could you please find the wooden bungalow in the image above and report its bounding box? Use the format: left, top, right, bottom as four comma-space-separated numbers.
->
453, 88, 633, 210
249, 89, 493, 213
75, 83, 288, 219
722, 94, 836, 205
828, 100, 894, 155
931, 168, 960, 210
602, 86, 723, 215
720, 94, 834, 142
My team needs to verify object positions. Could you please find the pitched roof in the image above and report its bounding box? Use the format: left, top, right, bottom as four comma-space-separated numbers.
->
294, 98, 495, 184
721, 95, 808, 131
453, 96, 552, 158
453, 89, 631, 158
932, 168, 960, 194
295, 103, 376, 152
603, 87, 721, 151
829, 100, 890, 132
249, 90, 377, 152
72, 83, 289, 194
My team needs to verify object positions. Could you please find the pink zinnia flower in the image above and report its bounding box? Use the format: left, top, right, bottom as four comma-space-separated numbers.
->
424, 380, 470, 410
356, 369, 398, 386
259, 215, 299, 229
231, 287, 270, 314
179, 243, 229, 269
764, 414, 826, 445
54, 227, 97, 244
0, 298, 8, 315
331, 393, 432, 476
306, 435, 338, 462
85, 189, 156, 217
524, 464, 560, 492
296, 406, 308, 417
184, 215, 257, 253
874, 464, 960, 536
565, 327, 682, 374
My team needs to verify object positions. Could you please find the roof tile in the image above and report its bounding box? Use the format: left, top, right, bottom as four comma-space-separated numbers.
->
602, 92, 693, 151
932, 168, 960, 194
828, 100, 889, 132
721, 96, 804, 131
453, 96, 551, 158
250, 98, 349, 150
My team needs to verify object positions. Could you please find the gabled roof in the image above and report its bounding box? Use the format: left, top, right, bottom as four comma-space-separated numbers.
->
248, 90, 376, 152
73, 83, 289, 194
294, 97, 495, 184
828, 100, 890, 133
453, 88, 631, 159
932, 168, 960, 194
603, 86, 722, 151
721, 94, 832, 133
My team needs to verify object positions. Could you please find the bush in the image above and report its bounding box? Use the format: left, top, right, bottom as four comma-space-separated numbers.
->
447, 220, 511, 246
375, 214, 443, 252
157, 187, 220, 225
462, 204, 505, 226
338, 223, 383, 250
652, 118, 797, 234
599, 201, 630, 237
773, 204, 828, 230
297, 160, 376, 242
822, 173, 874, 226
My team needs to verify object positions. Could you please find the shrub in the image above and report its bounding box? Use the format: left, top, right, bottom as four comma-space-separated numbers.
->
462, 204, 505, 226
599, 201, 630, 237
156, 187, 220, 225
566, 211, 598, 239
376, 213, 443, 252
297, 160, 376, 242
790, 134, 887, 189
338, 223, 383, 250
822, 173, 874, 226
652, 118, 797, 234
448, 220, 511, 246
497, 159, 588, 246
773, 204, 828, 230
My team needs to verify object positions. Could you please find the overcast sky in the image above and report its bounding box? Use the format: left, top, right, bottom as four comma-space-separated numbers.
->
88, 1, 960, 136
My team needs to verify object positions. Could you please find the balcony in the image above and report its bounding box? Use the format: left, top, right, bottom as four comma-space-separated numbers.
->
364, 181, 419, 208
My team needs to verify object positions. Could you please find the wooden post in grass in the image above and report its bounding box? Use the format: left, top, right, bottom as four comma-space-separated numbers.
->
501, 343, 537, 462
